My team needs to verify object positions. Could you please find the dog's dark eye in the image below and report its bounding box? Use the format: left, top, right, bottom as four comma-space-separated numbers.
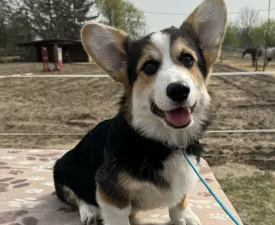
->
179, 53, 194, 68
142, 60, 160, 76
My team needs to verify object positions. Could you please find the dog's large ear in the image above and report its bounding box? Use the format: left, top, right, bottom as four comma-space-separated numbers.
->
184, 0, 227, 75
81, 23, 129, 84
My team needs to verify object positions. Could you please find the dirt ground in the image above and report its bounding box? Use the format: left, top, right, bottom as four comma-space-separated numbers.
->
203, 74, 275, 169
0, 64, 275, 170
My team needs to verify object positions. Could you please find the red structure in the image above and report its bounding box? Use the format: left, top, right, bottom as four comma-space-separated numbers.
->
41, 45, 63, 72
41, 47, 51, 72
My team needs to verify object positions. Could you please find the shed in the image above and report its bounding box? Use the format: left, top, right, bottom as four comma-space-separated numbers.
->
18, 39, 90, 63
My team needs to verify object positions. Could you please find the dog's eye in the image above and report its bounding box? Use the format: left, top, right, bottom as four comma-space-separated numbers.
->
142, 60, 160, 75
179, 53, 194, 68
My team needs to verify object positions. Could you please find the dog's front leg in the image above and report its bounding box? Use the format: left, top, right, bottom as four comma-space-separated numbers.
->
169, 197, 201, 225
96, 188, 131, 225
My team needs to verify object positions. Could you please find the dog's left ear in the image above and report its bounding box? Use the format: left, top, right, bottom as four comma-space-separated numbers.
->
81, 23, 129, 85
184, 0, 227, 75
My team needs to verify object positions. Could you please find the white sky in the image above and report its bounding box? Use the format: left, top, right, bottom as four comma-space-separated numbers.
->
128, 0, 275, 33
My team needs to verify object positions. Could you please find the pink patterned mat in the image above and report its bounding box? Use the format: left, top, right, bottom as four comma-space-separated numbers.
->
0, 149, 243, 225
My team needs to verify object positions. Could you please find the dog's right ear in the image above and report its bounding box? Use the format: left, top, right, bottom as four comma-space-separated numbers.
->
81, 23, 129, 84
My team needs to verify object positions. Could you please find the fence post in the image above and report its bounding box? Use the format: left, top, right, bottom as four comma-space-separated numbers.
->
255, 49, 258, 71
220, 50, 224, 63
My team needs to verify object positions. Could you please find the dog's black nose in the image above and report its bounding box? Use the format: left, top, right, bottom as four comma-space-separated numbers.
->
166, 82, 190, 103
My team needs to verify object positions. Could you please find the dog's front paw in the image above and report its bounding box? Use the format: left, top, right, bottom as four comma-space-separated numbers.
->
172, 219, 187, 225
79, 204, 99, 225
174, 213, 201, 225
185, 215, 201, 225
170, 204, 202, 225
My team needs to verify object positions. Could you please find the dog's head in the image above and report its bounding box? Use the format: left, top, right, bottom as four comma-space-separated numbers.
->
82, 0, 227, 147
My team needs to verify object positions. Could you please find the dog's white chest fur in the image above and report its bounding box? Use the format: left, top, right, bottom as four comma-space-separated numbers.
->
128, 152, 198, 210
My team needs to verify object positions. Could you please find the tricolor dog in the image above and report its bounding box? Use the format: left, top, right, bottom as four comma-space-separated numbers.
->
53, 0, 227, 224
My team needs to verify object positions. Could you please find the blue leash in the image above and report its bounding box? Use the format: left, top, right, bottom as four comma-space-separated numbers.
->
182, 151, 241, 225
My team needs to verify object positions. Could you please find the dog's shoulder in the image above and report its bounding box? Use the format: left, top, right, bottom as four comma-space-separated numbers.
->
55, 118, 114, 168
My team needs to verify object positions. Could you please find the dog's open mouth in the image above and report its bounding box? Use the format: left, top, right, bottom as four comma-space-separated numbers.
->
150, 102, 196, 129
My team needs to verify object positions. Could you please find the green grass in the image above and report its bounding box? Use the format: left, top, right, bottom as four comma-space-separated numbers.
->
217, 170, 275, 225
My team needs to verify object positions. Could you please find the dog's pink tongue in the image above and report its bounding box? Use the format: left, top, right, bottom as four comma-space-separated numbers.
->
165, 108, 191, 127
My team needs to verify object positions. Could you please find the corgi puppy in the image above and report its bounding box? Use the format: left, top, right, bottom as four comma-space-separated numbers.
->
53, 0, 227, 224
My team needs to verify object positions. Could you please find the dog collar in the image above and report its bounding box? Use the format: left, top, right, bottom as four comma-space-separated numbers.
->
163, 143, 183, 152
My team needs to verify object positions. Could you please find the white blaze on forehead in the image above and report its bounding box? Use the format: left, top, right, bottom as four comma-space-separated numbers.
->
150, 32, 171, 62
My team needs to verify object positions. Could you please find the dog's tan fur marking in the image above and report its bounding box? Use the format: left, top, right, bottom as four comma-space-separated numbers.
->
136, 44, 161, 74
189, 64, 204, 85
63, 186, 80, 206
134, 45, 160, 95
171, 37, 204, 85
180, 196, 188, 209
133, 71, 156, 97
204, 49, 221, 79
97, 187, 128, 209
171, 38, 198, 62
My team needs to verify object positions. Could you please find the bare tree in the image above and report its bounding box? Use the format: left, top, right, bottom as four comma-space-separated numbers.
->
238, 7, 260, 30
0, 0, 33, 51
238, 7, 260, 47
4, 0, 99, 40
